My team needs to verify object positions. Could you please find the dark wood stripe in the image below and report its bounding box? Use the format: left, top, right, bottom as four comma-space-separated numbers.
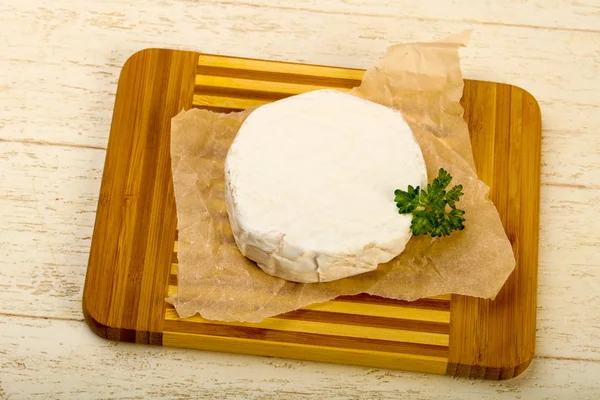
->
83, 299, 162, 345
164, 319, 448, 358
195, 85, 292, 102
121, 51, 171, 330
191, 104, 244, 113
164, 296, 447, 334
172, 252, 178, 264
169, 273, 177, 287
83, 49, 197, 334
335, 294, 450, 311
196, 65, 362, 89
276, 309, 449, 334
446, 361, 531, 381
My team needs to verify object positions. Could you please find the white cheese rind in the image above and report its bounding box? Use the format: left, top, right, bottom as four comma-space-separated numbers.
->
224, 89, 427, 283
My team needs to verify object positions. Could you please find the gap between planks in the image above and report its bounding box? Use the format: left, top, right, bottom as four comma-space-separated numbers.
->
0, 137, 107, 151
0, 312, 85, 323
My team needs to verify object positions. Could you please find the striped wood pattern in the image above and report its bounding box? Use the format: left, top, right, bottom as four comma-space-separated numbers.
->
83, 49, 541, 380
83, 49, 198, 343
449, 82, 541, 379
165, 250, 451, 375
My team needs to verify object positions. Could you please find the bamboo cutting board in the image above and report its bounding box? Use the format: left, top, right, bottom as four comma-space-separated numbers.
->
83, 48, 541, 379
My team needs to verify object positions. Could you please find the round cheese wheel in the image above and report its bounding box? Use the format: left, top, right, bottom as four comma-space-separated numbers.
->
224, 89, 427, 283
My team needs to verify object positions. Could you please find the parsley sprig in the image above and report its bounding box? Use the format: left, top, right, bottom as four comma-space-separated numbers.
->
394, 168, 466, 237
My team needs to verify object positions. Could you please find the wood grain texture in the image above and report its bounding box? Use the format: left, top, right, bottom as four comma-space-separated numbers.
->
6, 141, 594, 359
3, 0, 599, 188
82, 50, 540, 379
83, 49, 198, 342
448, 82, 542, 379
2, 0, 600, 397
225, 0, 600, 32
194, 56, 541, 378
4, 314, 600, 400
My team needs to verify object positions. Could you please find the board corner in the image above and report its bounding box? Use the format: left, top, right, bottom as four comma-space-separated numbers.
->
446, 352, 534, 380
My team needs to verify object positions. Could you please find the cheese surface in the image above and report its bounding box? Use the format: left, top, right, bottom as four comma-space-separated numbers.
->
224, 89, 427, 282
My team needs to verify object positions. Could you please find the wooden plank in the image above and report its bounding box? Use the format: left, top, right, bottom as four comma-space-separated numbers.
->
301, 302, 450, 323
163, 331, 449, 375
4, 0, 599, 192
165, 318, 448, 358
447, 81, 541, 378
82, 49, 198, 341
193, 56, 361, 110
198, 54, 365, 81
4, 315, 600, 399
227, 0, 600, 32
166, 282, 450, 313
164, 309, 449, 347
195, 75, 351, 95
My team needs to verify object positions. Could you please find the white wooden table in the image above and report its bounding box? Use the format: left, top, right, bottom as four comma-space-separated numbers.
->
1, 1, 599, 398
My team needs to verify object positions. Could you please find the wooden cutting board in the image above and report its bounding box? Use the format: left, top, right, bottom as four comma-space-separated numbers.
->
83, 48, 541, 380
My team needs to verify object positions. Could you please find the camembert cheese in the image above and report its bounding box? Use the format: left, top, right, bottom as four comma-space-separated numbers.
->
224, 89, 427, 282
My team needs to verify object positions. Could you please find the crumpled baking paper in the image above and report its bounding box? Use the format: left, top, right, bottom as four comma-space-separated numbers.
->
167, 32, 516, 322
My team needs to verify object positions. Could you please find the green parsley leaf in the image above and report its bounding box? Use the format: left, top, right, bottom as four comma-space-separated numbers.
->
394, 168, 466, 238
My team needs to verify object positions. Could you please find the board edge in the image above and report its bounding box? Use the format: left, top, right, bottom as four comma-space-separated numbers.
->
82, 296, 164, 345
82, 48, 156, 340
447, 83, 541, 380
82, 47, 199, 344
81, 50, 542, 380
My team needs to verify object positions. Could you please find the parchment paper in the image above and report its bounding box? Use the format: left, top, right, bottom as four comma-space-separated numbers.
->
167, 33, 516, 322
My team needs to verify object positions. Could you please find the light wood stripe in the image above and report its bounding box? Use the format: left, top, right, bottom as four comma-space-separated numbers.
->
164, 301, 449, 335
164, 308, 448, 346
164, 318, 447, 357
427, 294, 452, 301
168, 284, 176, 297
274, 309, 448, 334
197, 54, 365, 81
195, 75, 351, 96
302, 301, 450, 323
193, 94, 269, 110
163, 331, 448, 375
163, 298, 448, 334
